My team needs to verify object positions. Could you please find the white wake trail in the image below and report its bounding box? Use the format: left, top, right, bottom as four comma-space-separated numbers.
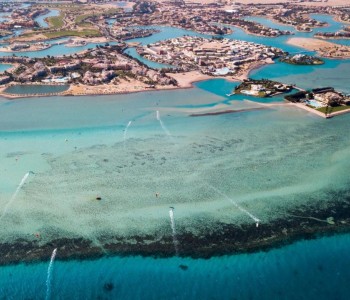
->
208, 185, 261, 227
45, 248, 57, 300
123, 120, 132, 145
169, 208, 179, 255
156, 110, 171, 136
0, 172, 31, 221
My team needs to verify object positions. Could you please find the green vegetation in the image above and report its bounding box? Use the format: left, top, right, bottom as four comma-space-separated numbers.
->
14, 66, 26, 75
75, 8, 119, 25
133, 1, 157, 14
116, 70, 136, 79
75, 13, 94, 25
280, 54, 324, 65
16, 32, 36, 39
285, 91, 307, 103
47, 13, 65, 29
44, 29, 101, 39
317, 105, 350, 114
235, 79, 293, 98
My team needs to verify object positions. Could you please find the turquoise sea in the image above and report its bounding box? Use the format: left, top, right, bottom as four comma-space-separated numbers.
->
1, 234, 350, 299
1, 13, 350, 299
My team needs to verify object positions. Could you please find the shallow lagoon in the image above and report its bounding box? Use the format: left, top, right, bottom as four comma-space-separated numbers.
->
1, 13, 350, 299
0, 84, 350, 247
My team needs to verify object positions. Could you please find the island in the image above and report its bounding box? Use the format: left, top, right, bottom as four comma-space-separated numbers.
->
280, 53, 324, 65
0, 42, 51, 52
0, 44, 178, 97
285, 87, 350, 117
137, 36, 284, 78
234, 79, 293, 97
0, 36, 290, 98
314, 26, 350, 39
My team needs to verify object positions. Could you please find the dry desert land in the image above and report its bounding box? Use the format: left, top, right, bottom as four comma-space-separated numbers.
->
287, 37, 350, 58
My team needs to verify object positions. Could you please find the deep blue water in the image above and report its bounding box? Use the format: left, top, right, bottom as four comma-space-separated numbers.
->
1, 233, 349, 299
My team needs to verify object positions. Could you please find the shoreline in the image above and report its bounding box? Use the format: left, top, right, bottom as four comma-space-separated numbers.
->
286, 37, 350, 59
0, 196, 349, 266
7, 34, 110, 44
262, 14, 331, 32
314, 35, 350, 40
0, 60, 269, 99
2, 65, 350, 118
0, 44, 52, 53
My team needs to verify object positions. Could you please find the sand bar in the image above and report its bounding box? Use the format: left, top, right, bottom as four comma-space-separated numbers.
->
287, 37, 350, 58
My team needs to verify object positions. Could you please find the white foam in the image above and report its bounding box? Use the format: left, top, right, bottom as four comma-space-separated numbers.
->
45, 248, 57, 300
208, 185, 261, 225
156, 110, 171, 136
123, 120, 132, 146
169, 208, 179, 255
0, 172, 31, 221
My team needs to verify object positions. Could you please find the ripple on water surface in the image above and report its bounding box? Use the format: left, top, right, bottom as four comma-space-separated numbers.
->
0, 88, 349, 256
0, 233, 350, 299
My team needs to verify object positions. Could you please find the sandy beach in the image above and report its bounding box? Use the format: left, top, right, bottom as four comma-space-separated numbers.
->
166, 71, 213, 88
167, 60, 273, 88
0, 59, 273, 99
0, 44, 52, 53
287, 37, 350, 58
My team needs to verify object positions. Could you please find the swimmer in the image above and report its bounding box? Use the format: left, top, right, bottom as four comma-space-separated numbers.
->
155, 192, 160, 198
